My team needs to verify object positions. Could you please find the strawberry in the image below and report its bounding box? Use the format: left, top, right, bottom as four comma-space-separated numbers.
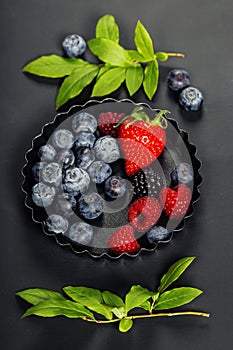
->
128, 196, 162, 232
107, 225, 140, 254
118, 107, 169, 176
159, 184, 191, 219
98, 112, 125, 138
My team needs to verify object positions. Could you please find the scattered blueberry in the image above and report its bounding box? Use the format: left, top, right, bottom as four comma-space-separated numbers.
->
32, 162, 47, 182
72, 113, 97, 134
67, 222, 93, 245
94, 136, 120, 163
147, 226, 170, 244
62, 34, 86, 58
45, 214, 69, 234
32, 182, 56, 207
179, 87, 203, 111
171, 162, 193, 185
56, 193, 77, 217
38, 144, 56, 161
75, 132, 96, 149
56, 149, 75, 169
75, 147, 95, 169
41, 162, 62, 186
104, 176, 127, 199
88, 161, 112, 184
52, 129, 74, 149
167, 69, 191, 91
78, 192, 103, 219
63, 167, 90, 195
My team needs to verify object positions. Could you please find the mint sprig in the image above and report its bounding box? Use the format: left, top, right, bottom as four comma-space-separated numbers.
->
16, 257, 210, 333
22, 14, 184, 109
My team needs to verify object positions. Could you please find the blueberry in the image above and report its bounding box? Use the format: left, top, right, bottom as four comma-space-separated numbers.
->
63, 167, 90, 195
56, 149, 75, 169
67, 222, 93, 245
88, 161, 112, 184
147, 226, 170, 244
75, 147, 95, 169
179, 87, 203, 111
41, 162, 62, 186
72, 113, 97, 134
38, 144, 56, 161
52, 129, 74, 149
32, 162, 47, 182
75, 132, 96, 149
45, 214, 69, 234
104, 176, 127, 198
167, 69, 191, 91
56, 193, 77, 217
62, 34, 86, 58
78, 192, 103, 219
94, 136, 120, 163
171, 162, 193, 185
32, 182, 56, 207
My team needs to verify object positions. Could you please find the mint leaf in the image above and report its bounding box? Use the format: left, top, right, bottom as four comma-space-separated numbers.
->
143, 60, 159, 100
23, 55, 87, 78
96, 64, 113, 80
91, 67, 125, 97
96, 14, 119, 43
102, 291, 125, 308
134, 21, 154, 60
16, 288, 65, 306
22, 299, 95, 319
125, 285, 154, 313
154, 287, 203, 310
126, 65, 143, 96
56, 64, 99, 108
158, 257, 196, 294
156, 52, 168, 62
127, 50, 149, 62
119, 318, 133, 333
138, 300, 151, 311
88, 38, 132, 67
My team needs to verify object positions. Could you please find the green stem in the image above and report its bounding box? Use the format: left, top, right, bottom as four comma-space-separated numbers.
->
166, 52, 185, 58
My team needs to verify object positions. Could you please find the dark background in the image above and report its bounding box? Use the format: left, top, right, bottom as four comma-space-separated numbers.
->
1, 0, 233, 349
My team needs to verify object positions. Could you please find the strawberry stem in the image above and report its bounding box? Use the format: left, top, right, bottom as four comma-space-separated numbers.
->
151, 110, 170, 129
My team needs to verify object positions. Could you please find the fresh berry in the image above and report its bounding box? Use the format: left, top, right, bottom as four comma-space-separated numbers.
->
52, 129, 74, 149
88, 161, 112, 183
130, 166, 166, 199
56, 149, 75, 169
63, 167, 90, 195
62, 34, 86, 58
171, 162, 193, 185
94, 136, 120, 163
32, 162, 47, 182
159, 184, 191, 219
128, 197, 161, 232
78, 192, 103, 220
98, 112, 125, 137
67, 222, 93, 245
75, 132, 96, 149
72, 113, 97, 134
45, 214, 68, 234
32, 182, 56, 207
104, 176, 127, 199
118, 108, 167, 176
38, 144, 56, 161
56, 193, 77, 217
167, 69, 190, 91
41, 162, 62, 186
147, 226, 170, 244
107, 225, 140, 254
179, 87, 203, 111
75, 147, 95, 169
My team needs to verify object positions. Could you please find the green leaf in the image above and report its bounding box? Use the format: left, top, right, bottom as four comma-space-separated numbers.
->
138, 300, 151, 311
97, 64, 113, 80
102, 291, 125, 308
22, 298, 95, 319
119, 318, 133, 333
96, 14, 119, 43
112, 307, 125, 319
127, 50, 149, 62
154, 287, 203, 310
91, 67, 125, 97
23, 55, 88, 78
16, 288, 65, 306
134, 21, 154, 60
143, 60, 159, 100
126, 65, 143, 96
88, 38, 132, 67
125, 285, 154, 313
156, 52, 168, 62
158, 257, 196, 294
56, 64, 99, 108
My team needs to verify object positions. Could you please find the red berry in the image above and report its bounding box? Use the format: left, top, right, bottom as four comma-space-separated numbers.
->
107, 225, 140, 254
98, 112, 125, 138
159, 184, 191, 219
128, 197, 161, 232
